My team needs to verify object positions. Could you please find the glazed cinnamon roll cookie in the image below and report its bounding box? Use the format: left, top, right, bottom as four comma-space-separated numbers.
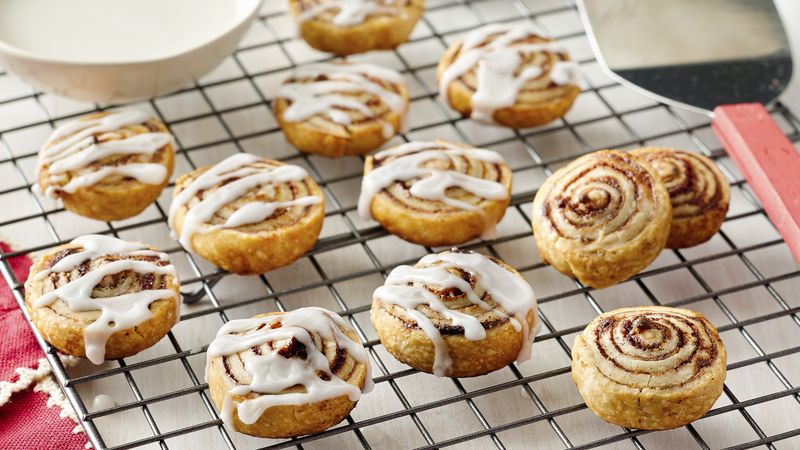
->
169, 153, 324, 275
275, 62, 409, 157
531, 150, 672, 288
631, 147, 730, 248
24, 234, 180, 364
437, 23, 581, 128
358, 141, 512, 246
206, 307, 372, 438
36, 110, 175, 221
371, 249, 537, 377
572, 306, 726, 430
288, 0, 424, 55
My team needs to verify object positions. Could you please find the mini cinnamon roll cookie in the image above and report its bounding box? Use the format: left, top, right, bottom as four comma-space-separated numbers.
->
531, 150, 672, 288
37, 110, 175, 221
370, 249, 537, 377
358, 141, 512, 246
288, 0, 424, 55
24, 234, 180, 364
437, 23, 581, 128
169, 153, 324, 275
206, 307, 372, 438
631, 147, 730, 248
275, 62, 409, 157
572, 306, 726, 430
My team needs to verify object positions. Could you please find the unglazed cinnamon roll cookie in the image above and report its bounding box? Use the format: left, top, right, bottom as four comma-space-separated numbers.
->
275, 62, 409, 157
631, 147, 730, 248
572, 306, 726, 430
437, 23, 581, 128
36, 110, 175, 221
359, 141, 512, 246
168, 153, 324, 275
531, 150, 671, 288
206, 307, 372, 438
24, 234, 180, 364
371, 249, 537, 377
288, 0, 424, 55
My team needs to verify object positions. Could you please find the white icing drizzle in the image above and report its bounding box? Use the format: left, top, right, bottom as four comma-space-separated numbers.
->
32, 234, 178, 365
38, 111, 173, 197
167, 153, 321, 253
374, 251, 537, 376
206, 307, 372, 426
213, 196, 322, 230
439, 23, 581, 124
357, 141, 509, 219
60, 164, 167, 194
550, 60, 581, 86
297, 0, 399, 27
278, 63, 405, 138
92, 394, 116, 410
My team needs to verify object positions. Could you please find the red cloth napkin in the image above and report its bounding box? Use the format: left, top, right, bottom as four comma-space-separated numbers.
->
0, 241, 89, 450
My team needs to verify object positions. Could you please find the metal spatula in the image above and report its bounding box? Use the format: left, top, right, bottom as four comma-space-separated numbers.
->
577, 0, 800, 261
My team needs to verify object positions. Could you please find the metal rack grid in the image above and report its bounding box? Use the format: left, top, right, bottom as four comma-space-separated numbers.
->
1, 0, 800, 449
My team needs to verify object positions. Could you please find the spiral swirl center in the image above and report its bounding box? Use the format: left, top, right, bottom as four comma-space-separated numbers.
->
655, 160, 685, 187
574, 188, 610, 213
626, 316, 670, 349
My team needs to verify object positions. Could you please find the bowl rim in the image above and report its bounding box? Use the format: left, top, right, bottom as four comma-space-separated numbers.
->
0, 0, 263, 66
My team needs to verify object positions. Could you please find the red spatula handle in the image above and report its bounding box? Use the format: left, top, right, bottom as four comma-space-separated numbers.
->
712, 103, 800, 262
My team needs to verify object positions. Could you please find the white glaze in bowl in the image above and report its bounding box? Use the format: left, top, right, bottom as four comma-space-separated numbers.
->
0, 0, 263, 103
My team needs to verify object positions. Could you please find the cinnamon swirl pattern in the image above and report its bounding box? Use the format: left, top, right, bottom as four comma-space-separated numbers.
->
37, 110, 175, 221
359, 141, 512, 246
531, 150, 672, 288
275, 62, 409, 157
437, 23, 581, 128
371, 250, 537, 377
24, 235, 180, 364
631, 147, 730, 248
572, 306, 726, 430
168, 153, 323, 275
206, 307, 372, 437
288, 0, 424, 55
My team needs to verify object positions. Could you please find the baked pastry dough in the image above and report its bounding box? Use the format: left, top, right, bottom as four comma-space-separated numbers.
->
275, 62, 409, 157
631, 147, 730, 248
359, 141, 512, 246
572, 306, 726, 430
36, 110, 175, 221
531, 150, 671, 288
288, 0, 424, 55
370, 249, 537, 377
437, 23, 581, 128
206, 307, 372, 437
24, 234, 180, 364
169, 153, 324, 275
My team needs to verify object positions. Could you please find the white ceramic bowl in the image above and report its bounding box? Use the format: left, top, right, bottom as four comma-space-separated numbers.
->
0, 0, 263, 104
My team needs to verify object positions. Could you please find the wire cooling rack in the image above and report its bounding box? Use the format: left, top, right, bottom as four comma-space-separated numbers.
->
2, 0, 800, 449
